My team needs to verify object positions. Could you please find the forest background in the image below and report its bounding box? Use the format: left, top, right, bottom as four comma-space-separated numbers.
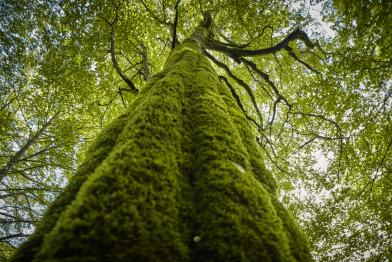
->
0, 0, 391, 261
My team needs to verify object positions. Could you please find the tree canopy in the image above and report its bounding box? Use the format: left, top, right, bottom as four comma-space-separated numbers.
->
0, 0, 391, 261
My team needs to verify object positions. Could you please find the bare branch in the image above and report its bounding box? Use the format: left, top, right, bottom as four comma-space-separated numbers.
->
109, 9, 138, 94
97, 14, 111, 26
15, 96, 33, 134
240, 57, 291, 107
24, 194, 36, 220
120, 51, 145, 78
18, 144, 68, 162
218, 75, 260, 128
0, 192, 26, 200
269, 99, 279, 129
205, 51, 264, 130
245, 67, 273, 99
118, 87, 127, 108
290, 126, 343, 141
285, 47, 321, 74
0, 219, 38, 224
277, 106, 292, 139
0, 211, 18, 220
292, 110, 342, 134
298, 137, 317, 149
0, 233, 29, 242
206, 28, 314, 59
0, 187, 61, 194
257, 137, 293, 179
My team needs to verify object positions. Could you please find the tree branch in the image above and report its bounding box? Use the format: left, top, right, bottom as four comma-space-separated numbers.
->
0, 233, 30, 242
216, 29, 250, 49
240, 57, 291, 106
0, 219, 38, 224
139, 0, 173, 26
109, 10, 138, 94
285, 47, 321, 74
292, 110, 342, 134
0, 112, 59, 182
119, 51, 145, 79
118, 87, 127, 108
218, 75, 260, 128
206, 28, 314, 59
0, 94, 16, 112
205, 51, 263, 130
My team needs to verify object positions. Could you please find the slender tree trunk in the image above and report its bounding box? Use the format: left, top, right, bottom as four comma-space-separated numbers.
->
10, 19, 312, 262
140, 42, 150, 81
0, 113, 58, 182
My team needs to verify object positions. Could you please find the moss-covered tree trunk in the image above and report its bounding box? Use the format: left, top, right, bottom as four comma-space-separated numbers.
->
10, 19, 312, 262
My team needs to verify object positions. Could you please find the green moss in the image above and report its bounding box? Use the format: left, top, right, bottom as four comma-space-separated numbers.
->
271, 198, 314, 262
180, 48, 296, 261
12, 36, 312, 262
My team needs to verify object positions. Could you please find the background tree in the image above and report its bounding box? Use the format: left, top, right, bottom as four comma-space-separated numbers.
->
0, 0, 390, 261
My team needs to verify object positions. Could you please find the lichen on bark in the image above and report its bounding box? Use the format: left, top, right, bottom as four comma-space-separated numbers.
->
11, 22, 313, 262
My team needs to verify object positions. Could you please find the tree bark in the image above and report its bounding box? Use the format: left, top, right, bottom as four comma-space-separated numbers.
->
10, 18, 312, 262
140, 42, 150, 81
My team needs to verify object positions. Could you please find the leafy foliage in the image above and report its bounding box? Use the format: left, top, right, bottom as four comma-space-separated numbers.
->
0, 0, 390, 261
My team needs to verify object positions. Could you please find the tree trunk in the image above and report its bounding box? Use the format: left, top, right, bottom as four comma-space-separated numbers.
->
0, 112, 58, 182
10, 21, 312, 262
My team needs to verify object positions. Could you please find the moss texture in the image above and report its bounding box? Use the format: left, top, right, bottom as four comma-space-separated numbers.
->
11, 37, 312, 262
